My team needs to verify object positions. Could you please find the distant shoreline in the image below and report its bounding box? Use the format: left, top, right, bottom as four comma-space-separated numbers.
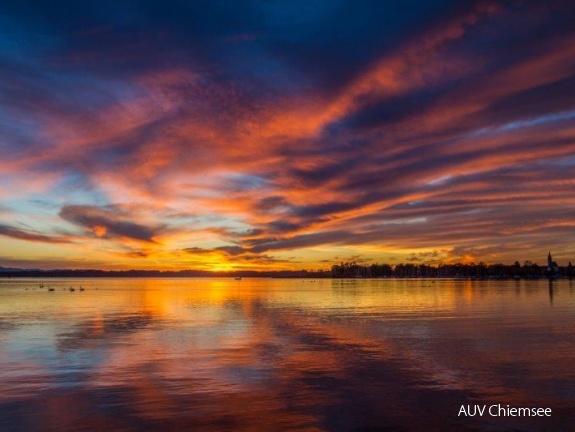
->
1, 260, 572, 280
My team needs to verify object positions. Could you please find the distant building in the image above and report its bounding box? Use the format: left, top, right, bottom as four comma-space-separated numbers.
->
547, 251, 559, 278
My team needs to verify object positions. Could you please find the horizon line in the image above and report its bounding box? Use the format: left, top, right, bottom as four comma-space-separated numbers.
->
1, 259, 573, 274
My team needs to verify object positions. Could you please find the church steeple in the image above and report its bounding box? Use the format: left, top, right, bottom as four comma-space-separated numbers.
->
547, 251, 559, 279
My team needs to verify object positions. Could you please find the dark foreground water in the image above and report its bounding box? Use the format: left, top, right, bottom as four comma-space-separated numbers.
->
0, 278, 574, 431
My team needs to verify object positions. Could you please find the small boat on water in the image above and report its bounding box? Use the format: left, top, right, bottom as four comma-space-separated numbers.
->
234, 276, 242, 280
48, 288, 55, 292
69, 287, 75, 292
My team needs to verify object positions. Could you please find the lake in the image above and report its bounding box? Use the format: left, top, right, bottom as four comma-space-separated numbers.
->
0, 278, 574, 431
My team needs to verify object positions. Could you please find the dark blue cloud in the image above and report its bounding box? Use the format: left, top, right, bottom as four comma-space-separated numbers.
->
0, 0, 464, 89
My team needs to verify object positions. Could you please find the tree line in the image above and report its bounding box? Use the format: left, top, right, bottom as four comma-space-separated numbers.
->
330, 260, 574, 279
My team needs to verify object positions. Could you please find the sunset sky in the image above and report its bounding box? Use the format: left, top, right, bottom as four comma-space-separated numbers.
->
1, 0, 575, 270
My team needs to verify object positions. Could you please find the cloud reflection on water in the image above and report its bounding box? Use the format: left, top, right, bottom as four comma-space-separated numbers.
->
0, 278, 574, 431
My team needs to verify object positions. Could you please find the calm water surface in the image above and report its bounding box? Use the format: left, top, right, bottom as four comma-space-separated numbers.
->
0, 278, 574, 431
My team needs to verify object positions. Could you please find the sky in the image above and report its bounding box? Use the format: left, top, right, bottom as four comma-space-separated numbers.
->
1, 0, 575, 271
